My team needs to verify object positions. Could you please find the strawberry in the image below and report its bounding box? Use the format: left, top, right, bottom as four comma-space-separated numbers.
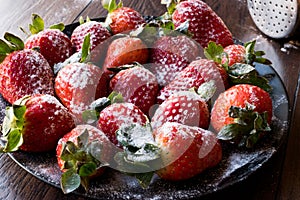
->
204, 41, 272, 92
153, 122, 222, 181
157, 58, 228, 104
204, 40, 272, 67
24, 14, 74, 67
103, 35, 149, 75
0, 94, 75, 153
211, 84, 273, 148
149, 35, 202, 87
71, 17, 111, 52
55, 62, 109, 121
221, 44, 246, 66
0, 33, 55, 104
103, 0, 145, 35
170, 0, 233, 48
151, 90, 209, 130
109, 64, 159, 114
56, 124, 112, 194
98, 101, 149, 146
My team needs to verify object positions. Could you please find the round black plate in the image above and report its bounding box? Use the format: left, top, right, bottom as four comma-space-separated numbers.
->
0, 19, 290, 200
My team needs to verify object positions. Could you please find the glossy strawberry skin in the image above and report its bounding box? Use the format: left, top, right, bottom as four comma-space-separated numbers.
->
157, 59, 228, 104
108, 7, 145, 35
172, 0, 233, 48
56, 124, 111, 176
151, 91, 209, 130
103, 36, 149, 75
25, 29, 74, 67
71, 21, 111, 52
98, 102, 148, 146
55, 63, 109, 121
0, 49, 55, 104
154, 122, 222, 181
149, 35, 202, 87
21, 94, 75, 152
221, 44, 246, 66
211, 84, 273, 132
110, 67, 158, 114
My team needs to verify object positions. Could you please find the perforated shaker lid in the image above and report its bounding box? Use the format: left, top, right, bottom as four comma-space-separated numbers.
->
247, 0, 300, 38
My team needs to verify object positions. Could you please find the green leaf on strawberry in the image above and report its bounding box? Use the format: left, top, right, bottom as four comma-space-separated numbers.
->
60, 129, 109, 194
204, 41, 224, 65
49, 22, 65, 31
82, 92, 124, 124
0, 33, 24, 63
102, 0, 123, 13
114, 123, 161, 188
4, 32, 24, 51
217, 103, 271, 148
228, 63, 272, 92
29, 14, 45, 34
0, 96, 30, 153
244, 40, 272, 65
61, 168, 81, 194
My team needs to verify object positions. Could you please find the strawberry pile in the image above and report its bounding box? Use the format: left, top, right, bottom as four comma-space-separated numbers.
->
0, 0, 274, 195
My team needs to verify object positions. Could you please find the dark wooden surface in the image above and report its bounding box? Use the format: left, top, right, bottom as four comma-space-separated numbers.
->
0, 0, 299, 199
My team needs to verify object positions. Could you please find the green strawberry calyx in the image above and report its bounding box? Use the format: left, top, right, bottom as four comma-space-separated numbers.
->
204, 41, 273, 92
114, 123, 161, 188
81, 92, 124, 124
0, 96, 30, 153
102, 0, 123, 13
28, 14, 65, 34
228, 63, 272, 92
0, 32, 25, 63
60, 128, 109, 194
204, 40, 272, 67
217, 103, 271, 148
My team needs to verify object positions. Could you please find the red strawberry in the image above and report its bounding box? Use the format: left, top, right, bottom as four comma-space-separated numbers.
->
103, 0, 145, 35
55, 62, 109, 121
103, 36, 149, 74
171, 0, 233, 48
0, 94, 75, 153
98, 102, 148, 146
151, 90, 209, 130
71, 18, 111, 52
221, 44, 246, 66
204, 41, 272, 92
154, 122, 222, 181
56, 124, 112, 193
109, 65, 158, 114
157, 58, 228, 104
204, 40, 272, 67
211, 84, 273, 148
24, 14, 74, 67
149, 35, 202, 87
0, 33, 55, 104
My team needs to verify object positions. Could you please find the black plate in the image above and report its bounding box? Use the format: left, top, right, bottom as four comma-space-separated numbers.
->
0, 19, 290, 199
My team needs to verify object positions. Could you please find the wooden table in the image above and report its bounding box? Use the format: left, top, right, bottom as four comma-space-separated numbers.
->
0, 0, 299, 199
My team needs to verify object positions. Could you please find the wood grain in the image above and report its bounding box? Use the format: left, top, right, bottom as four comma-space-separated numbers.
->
278, 76, 300, 200
0, 0, 92, 40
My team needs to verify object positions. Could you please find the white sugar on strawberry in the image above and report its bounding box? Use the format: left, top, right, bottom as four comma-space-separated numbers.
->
55, 62, 109, 121
0, 48, 55, 104
152, 90, 209, 130
110, 65, 158, 115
